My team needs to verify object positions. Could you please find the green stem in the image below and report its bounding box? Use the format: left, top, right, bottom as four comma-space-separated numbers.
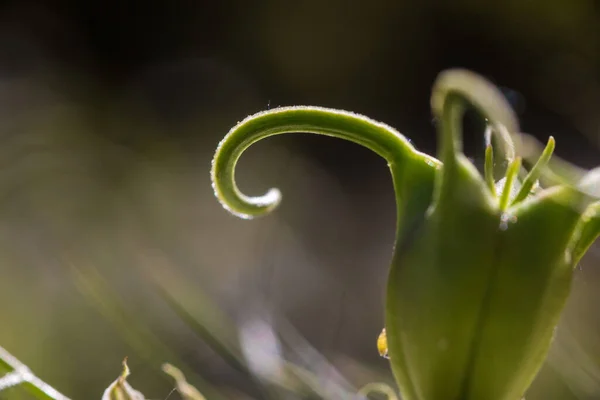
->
485, 124, 516, 164
511, 137, 555, 205
484, 145, 496, 196
499, 157, 521, 210
432, 69, 519, 166
431, 69, 519, 207
211, 106, 438, 219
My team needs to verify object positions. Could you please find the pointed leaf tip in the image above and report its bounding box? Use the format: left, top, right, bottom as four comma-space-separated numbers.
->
101, 358, 145, 400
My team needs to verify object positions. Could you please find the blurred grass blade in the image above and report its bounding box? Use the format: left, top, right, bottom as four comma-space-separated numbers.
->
0, 345, 71, 400
69, 263, 227, 400
142, 258, 249, 375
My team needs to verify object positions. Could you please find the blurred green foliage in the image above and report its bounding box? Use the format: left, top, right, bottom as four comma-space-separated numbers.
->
0, 0, 598, 399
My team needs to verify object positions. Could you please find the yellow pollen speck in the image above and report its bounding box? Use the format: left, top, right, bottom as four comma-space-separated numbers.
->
378, 328, 389, 359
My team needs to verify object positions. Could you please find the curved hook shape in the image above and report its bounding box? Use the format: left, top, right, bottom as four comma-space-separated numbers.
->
427, 69, 521, 211
431, 69, 519, 167
211, 106, 439, 219
358, 382, 399, 400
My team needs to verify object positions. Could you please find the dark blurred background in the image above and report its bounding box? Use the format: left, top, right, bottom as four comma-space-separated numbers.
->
0, 0, 599, 399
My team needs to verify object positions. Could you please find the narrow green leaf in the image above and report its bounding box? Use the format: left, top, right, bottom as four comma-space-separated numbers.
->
512, 137, 555, 205
484, 144, 496, 196
499, 157, 521, 210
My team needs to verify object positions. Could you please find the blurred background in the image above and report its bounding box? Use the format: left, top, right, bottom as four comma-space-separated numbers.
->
0, 0, 599, 399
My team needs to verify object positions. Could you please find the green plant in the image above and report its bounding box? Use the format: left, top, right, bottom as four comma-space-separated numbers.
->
211, 69, 600, 399
0, 346, 207, 400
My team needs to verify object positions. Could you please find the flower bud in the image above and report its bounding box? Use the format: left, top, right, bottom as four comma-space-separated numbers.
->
211, 70, 600, 400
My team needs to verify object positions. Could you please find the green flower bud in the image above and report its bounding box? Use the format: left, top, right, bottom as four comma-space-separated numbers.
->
211, 69, 600, 400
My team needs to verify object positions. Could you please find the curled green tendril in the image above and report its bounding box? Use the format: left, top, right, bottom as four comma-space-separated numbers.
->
211, 69, 600, 400
211, 106, 439, 220
358, 382, 399, 400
